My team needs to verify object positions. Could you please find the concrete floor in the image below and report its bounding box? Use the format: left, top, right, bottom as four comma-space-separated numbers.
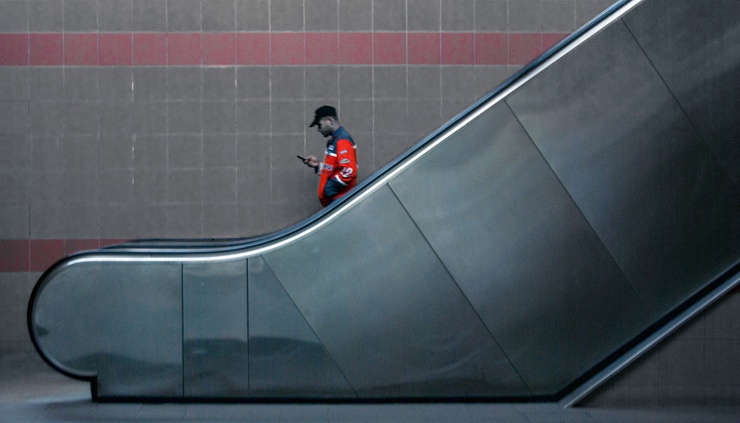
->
1, 351, 738, 423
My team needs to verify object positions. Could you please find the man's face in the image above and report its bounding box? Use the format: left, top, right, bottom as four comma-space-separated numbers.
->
317, 117, 333, 137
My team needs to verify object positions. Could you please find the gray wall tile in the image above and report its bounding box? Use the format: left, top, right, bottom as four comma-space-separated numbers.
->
99, 134, 135, 170
510, 0, 543, 32
441, 66, 477, 100
0, 102, 29, 135
30, 170, 65, 205
202, 203, 238, 237
168, 101, 202, 134
0, 68, 29, 100
373, 0, 406, 31
408, 67, 441, 99
271, 0, 304, 31
339, 0, 372, 31
237, 67, 271, 99
167, 203, 202, 237
168, 169, 203, 202
134, 68, 168, 102
133, 169, 169, 203
64, 102, 99, 135
408, 0, 440, 31
133, 102, 168, 134
203, 134, 237, 168
30, 203, 66, 238
305, 0, 339, 31
99, 68, 133, 100
31, 136, 65, 170
0, 134, 31, 170
168, 0, 202, 31
63, 170, 99, 205
236, 0, 269, 30
203, 0, 236, 31
99, 170, 134, 204
63, 135, 98, 170
236, 100, 271, 133
202, 101, 236, 134
0, 0, 29, 32
0, 170, 29, 205
30, 102, 65, 135
339, 66, 373, 101
202, 168, 238, 203
542, 0, 576, 32
306, 66, 339, 100
0, 205, 29, 238
271, 101, 305, 134
271, 67, 305, 100
30, 0, 64, 31
204, 68, 237, 101
167, 68, 202, 101
99, 0, 134, 31
441, 0, 474, 31
99, 202, 134, 238
374, 66, 407, 99
100, 102, 134, 135
29, 69, 64, 101
64, 69, 99, 101
475, 0, 507, 32
339, 100, 372, 133
134, 135, 168, 169
64, 0, 99, 32
133, 203, 169, 236
373, 99, 408, 134
237, 134, 271, 170
133, 0, 168, 31
168, 134, 202, 169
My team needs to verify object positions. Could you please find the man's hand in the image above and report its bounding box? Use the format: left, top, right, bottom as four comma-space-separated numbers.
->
304, 155, 320, 169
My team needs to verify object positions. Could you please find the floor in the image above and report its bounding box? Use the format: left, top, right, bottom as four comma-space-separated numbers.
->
1, 351, 737, 423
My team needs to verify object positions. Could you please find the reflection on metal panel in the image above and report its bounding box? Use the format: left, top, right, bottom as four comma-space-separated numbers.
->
183, 260, 248, 397
391, 103, 648, 394
506, 20, 740, 314
624, 0, 740, 189
264, 186, 529, 397
32, 262, 183, 398
248, 256, 356, 398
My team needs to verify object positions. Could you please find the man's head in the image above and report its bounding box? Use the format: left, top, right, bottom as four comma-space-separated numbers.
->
309, 105, 339, 137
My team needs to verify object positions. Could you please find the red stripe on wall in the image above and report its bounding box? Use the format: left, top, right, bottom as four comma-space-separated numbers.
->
0, 32, 569, 67
0, 239, 129, 272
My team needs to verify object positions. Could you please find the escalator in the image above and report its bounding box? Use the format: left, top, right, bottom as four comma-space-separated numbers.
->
28, 0, 740, 403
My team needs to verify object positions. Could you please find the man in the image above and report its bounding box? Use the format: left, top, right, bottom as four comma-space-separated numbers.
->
303, 106, 358, 207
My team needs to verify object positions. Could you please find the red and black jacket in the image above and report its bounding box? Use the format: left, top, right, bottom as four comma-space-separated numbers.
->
317, 126, 357, 207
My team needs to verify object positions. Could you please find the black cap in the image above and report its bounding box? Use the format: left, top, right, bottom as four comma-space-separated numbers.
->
309, 105, 337, 127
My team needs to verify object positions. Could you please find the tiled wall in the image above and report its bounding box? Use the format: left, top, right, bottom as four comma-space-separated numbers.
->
6, 0, 736, 407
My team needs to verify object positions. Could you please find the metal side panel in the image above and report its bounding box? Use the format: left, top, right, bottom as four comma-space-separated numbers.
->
624, 0, 740, 189
31, 262, 183, 398
390, 102, 648, 395
506, 19, 740, 315
247, 256, 356, 398
183, 260, 248, 398
263, 186, 529, 398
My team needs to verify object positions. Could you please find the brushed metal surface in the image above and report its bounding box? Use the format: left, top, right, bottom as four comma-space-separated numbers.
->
264, 186, 529, 398
506, 19, 740, 315
32, 262, 183, 398
183, 260, 248, 397
390, 102, 648, 394
247, 256, 356, 398
624, 0, 740, 189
